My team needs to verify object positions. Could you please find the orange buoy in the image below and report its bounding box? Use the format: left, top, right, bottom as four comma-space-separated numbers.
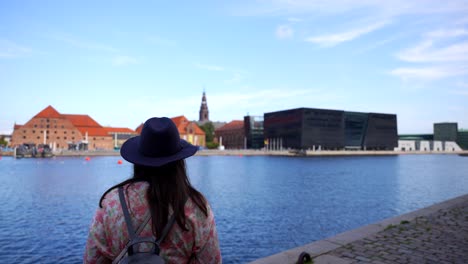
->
117, 160, 123, 164
85, 156, 91, 161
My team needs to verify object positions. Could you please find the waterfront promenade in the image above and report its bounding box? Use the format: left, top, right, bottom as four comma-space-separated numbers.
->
250, 193, 468, 264
2, 149, 468, 157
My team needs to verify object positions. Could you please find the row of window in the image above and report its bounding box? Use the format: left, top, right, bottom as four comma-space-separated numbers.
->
23, 130, 76, 134
41, 119, 57, 123
21, 136, 106, 140
23, 136, 75, 140
34, 124, 65, 129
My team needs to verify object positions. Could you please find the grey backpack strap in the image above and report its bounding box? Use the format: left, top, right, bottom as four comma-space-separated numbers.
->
118, 187, 136, 241
113, 187, 152, 264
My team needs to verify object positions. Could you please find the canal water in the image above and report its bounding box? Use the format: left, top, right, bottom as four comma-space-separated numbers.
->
0, 154, 467, 263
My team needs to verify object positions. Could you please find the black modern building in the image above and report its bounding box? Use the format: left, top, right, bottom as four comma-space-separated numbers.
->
264, 108, 398, 150
244, 115, 264, 149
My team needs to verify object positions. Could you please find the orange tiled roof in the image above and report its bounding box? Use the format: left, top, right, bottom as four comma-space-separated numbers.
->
216, 120, 244, 132
34, 105, 63, 119
62, 114, 110, 137
135, 123, 144, 134
105, 127, 136, 133
63, 114, 102, 127
171, 116, 205, 135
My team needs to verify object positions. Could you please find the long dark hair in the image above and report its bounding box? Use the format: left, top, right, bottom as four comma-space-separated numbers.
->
99, 159, 208, 237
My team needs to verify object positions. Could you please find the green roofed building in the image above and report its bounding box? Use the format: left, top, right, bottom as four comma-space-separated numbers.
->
398, 134, 433, 141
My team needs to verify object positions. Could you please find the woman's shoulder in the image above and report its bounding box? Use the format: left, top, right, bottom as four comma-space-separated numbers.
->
184, 196, 214, 223
101, 181, 149, 209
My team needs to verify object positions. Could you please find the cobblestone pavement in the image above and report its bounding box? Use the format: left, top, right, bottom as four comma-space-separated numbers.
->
326, 201, 468, 264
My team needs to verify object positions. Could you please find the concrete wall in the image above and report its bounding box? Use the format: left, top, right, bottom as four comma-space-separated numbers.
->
395, 140, 462, 152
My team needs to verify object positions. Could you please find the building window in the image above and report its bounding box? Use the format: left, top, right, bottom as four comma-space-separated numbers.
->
72, 137, 75, 140
23, 136, 26, 139
46, 136, 49, 139
54, 131, 57, 134
23, 130, 26, 133
34, 124, 37, 128
54, 125, 57, 128
72, 131, 75, 134
46, 125, 50, 128
64, 131, 67, 134
57, 137, 60, 139
61, 125, 64, 128
93, 137, 96, 140
37, 136, 40, 139
46, 119, 49, 123
32, 130, 36, 133
64, 137, 67, 140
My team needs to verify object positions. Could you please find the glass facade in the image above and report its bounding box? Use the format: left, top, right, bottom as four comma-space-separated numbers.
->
264, 109, 303, 149
302, 108, 345, 149
363, 113, 398, 150
434, 123, 458, 141
264, 108, 398, 150
457, 131, 468, 150
244, 116, 264, 149
344, 112, 368, 149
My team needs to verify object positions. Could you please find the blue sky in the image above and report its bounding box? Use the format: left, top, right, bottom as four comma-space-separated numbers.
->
1, 0, 467, 134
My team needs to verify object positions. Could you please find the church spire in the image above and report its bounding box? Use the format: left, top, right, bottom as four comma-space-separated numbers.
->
199, 91, 209, 123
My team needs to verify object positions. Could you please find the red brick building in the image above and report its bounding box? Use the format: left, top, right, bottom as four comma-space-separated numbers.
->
215, 120, 245, 149
135, 115, 206, 147
11, 105, 136, 150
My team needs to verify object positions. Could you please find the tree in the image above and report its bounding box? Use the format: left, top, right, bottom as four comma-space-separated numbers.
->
199, 122, 215, 143
0, 137, 7, 148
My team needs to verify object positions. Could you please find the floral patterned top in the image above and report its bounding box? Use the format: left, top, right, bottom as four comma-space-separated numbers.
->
84, 182, 221, 263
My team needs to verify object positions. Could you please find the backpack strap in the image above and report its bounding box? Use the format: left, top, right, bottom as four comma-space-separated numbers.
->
112, 187, 182, 263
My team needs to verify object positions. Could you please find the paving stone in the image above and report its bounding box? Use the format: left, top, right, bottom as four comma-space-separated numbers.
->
250, 195, 468, 264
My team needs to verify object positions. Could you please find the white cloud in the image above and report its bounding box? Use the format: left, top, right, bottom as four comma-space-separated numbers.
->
0, 40, 32, 58
276, 25, 294, 39
426, 28, 468, 38
397, 40, 468, 62
392, 25, 468, 81
112, 55, 139, 66
240, 0, 468, 17
305, 21, 389, 46
194, 63, 224, 71
389, 66, 468, 81
450, 90, 468, 96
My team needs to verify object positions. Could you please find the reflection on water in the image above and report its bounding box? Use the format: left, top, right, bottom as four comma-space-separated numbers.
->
0, 155, 467, 263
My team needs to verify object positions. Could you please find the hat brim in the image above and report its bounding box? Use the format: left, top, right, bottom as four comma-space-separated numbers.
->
120, 136, 198, 167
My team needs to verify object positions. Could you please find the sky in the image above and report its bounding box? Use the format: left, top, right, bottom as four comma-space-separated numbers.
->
1, 0, 467, 135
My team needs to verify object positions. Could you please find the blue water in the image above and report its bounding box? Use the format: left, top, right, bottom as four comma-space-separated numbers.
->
0, 154, 467, 263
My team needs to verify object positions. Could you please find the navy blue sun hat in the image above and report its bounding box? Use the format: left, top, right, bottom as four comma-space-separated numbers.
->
120, 117, 198, 167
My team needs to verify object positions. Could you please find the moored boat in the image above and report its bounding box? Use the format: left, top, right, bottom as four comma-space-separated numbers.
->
15, 143, 54, 158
